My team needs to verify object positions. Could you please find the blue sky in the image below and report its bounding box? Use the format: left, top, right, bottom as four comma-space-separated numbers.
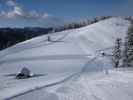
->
0, 0, 132, 27
17, 0, 130, 18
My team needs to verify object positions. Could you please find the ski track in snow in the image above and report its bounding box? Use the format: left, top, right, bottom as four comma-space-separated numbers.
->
16, 70, 133, 100
0, 54, 92, 64
5, 72, 80, 100
54, 70, 133, 100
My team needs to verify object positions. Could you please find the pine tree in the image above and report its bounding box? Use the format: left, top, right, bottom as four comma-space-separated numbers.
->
48, 36, 51, 42
112, 38, 122, 68
123, 22, 133, 67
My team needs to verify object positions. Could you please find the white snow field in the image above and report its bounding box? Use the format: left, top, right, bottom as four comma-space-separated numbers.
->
13, 68, 133, 100
0, 17, 132, 100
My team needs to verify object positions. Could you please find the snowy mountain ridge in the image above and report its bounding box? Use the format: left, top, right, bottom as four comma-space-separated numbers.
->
0, 17, 130, 57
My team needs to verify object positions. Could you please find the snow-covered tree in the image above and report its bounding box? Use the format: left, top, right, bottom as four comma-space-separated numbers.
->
112, 38, 122, 68
123, 22, 133, 67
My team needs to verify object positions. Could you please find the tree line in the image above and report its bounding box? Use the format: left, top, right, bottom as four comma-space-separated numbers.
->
0, 27, 53, 50
112, 19, 133, 68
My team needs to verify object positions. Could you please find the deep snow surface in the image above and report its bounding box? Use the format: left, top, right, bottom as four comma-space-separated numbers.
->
13, 69, 133, 100
0, 17, 131, 100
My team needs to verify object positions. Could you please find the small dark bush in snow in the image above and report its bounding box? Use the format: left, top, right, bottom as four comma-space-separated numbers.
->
16, 67, 31, 79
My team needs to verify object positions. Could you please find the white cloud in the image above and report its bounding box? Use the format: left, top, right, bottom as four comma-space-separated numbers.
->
42, 13, 50, 19
7, 6, 24, 18
6, 0, 16, 6
0, 0, 64, 27
0, 0, 50, 20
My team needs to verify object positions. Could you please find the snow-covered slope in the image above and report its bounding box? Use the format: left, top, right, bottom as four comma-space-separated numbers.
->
0, 17, 130, 73
14, 68, 133, 100
0, 17, 131, 99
